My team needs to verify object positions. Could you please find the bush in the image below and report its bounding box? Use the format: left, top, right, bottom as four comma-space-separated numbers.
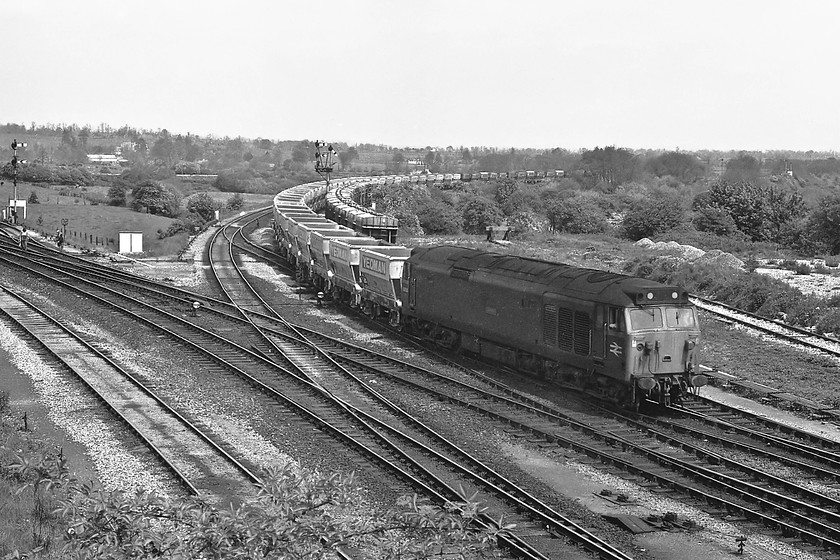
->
786, 294, 828, 327
621, 192, 686, 240
654, 227, 755, 255
544, 197, 608, 234
815, 309, 840, 336
459, 194, 504, 234
692, 206, 738, 236
157, 221, 188, 239
623, 255, 816, 319
226, 192, 245, 211
186, 193, 219, 222
795, 262, 812, 275
779, 259, 798, 271
0, 455, 500, 560
416, 200, 462, 234
107, 185, 127, 206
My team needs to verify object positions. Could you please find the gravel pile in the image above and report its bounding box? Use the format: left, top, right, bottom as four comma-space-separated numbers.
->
634, 238, 745, 270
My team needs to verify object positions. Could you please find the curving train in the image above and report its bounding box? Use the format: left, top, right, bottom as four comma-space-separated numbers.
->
272, 176, 705, 408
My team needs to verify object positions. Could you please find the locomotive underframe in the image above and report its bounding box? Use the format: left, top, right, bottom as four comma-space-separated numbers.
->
404, 316, 694, 408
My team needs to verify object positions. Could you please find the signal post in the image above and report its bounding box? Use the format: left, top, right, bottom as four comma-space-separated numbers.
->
7, 139, 28, 223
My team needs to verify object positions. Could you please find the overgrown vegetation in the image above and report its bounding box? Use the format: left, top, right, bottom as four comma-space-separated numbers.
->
0, 394, 508, 559
623, 256, 840, 335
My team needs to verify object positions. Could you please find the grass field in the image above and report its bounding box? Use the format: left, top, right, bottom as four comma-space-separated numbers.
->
1, 181, 276, 257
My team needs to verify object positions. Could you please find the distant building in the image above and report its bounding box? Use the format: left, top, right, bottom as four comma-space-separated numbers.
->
87, 154, 125, 164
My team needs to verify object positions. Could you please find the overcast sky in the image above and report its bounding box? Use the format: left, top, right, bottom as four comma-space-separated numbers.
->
2, 1, 838, 152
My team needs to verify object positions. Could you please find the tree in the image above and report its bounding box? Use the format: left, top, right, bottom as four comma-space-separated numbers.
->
622, 191, 685, 240
459, 194, 504, 234
338, 147, 359, 169
808, 192, 840, 255
703, 181, 768, 241
226, 192, 245, 211
723, 153, 761, 183
544, 196, 607, 234
130, 181, 181, 217
645, 152, 705, 183
291, 141, 312, 164
699, 181, 803, 243
78, 126, 90, 148
27, 191, 39, 204
425, 151, 443, 173
494, 179, 518, 209
391, 151, 405, 172
417, 199, 462, 234
764, 186, 805, 243
580, 146, 637, 188
107, 185, 127, 207
150, 129, 177, 166
186, 193, 219, 222
214, 171, 240, 192
691, 206, 738, 236
61, 127, 75, 146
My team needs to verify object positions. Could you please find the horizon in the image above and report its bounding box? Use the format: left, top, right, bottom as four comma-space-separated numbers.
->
6, 122, 839, 157
2, 1, 839, 153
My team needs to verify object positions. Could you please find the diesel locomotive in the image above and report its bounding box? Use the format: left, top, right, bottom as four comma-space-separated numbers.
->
273, 177, 705, 407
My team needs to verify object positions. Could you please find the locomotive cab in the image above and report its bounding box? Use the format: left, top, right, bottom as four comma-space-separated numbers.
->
618, 289, 705, 405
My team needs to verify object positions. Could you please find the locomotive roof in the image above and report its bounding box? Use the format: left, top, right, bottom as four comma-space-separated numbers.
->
410, 246, 687, 304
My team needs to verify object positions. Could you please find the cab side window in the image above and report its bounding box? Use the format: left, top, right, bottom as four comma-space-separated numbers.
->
608, 307, 622, 331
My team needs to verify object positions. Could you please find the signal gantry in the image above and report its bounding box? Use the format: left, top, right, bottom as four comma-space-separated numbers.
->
314, 140, 337, 187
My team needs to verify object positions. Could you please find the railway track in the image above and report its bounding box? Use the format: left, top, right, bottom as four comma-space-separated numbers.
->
211, 216, 840, 556
206, 215, 634, 560
693, 296, 840, 422
0, 223, 591, 559
0, 283, 261, 503
288, 321, 840, 554
7, 218, 840, 557
694, 296, 840, 357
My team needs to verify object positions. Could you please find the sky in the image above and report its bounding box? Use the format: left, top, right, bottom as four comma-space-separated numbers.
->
2, 0, 839, 152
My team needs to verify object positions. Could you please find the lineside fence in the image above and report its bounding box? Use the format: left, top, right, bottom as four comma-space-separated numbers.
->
30, 227, 116, 251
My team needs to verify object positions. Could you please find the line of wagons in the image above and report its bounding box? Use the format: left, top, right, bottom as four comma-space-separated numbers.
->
372, 170, 566, 185
272, 176, 705, 409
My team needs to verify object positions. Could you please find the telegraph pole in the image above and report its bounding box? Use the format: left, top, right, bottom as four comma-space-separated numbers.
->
10, 139, 27, 224
314, 140, 337, 188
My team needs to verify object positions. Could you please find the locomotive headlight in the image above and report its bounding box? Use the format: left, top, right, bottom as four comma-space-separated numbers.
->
647, 292, 654, 300
327, 270, 334, 278
686, 340, 696, 350
636, 343, 644, 352
672, 291, 679, 299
